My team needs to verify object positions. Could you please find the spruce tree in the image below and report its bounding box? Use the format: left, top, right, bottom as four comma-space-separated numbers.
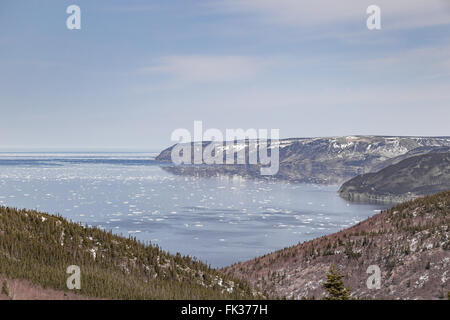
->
1, 280, 9, 297
322, 265, 351, 300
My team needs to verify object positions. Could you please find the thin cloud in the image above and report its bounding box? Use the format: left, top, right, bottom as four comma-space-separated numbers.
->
102, 4, 160, 12
355, 45, 450, 80
140, 55, 280, 83
207, 0, 450, 29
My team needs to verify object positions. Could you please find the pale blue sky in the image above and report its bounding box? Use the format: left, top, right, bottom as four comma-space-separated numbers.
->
0, 0, 449, 150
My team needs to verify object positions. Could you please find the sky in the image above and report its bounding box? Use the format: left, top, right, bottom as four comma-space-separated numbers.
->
0, 0, 449, 151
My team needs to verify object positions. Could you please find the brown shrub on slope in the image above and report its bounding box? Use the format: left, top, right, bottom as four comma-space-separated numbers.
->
223, 191, 450, 300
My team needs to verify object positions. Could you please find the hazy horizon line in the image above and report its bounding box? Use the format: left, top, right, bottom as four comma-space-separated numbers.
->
1, 134, 449, 153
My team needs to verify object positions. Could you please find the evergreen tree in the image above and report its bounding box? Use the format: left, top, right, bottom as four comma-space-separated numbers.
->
0, 206, 259, 300
1, 280, 9, 297
322, 265, 351, 300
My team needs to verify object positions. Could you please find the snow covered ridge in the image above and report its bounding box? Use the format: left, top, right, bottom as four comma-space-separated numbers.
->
156, 136, 450, 185
169, 122, 281, 176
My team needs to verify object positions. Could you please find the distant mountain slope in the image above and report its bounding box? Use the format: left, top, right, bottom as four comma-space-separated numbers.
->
0, 207, 257, 300
339, 152, 450, 203
372, 146, 450, 172
156, 136, 450, 184
222, 191, 450, 300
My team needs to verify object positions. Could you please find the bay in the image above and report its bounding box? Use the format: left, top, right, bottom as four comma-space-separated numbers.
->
0, 152, 391, 267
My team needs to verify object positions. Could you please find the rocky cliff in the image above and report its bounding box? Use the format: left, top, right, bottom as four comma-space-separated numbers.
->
156, 136, 450, 185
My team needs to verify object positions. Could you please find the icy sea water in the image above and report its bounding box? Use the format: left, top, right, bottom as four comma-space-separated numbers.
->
0, 153, 391, 267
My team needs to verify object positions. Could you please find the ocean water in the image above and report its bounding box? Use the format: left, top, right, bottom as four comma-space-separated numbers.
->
0, 153, 391, 267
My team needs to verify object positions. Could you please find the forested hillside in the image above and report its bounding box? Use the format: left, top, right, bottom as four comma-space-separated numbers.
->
0, 207, 258, 299
223, 191, 450, 300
